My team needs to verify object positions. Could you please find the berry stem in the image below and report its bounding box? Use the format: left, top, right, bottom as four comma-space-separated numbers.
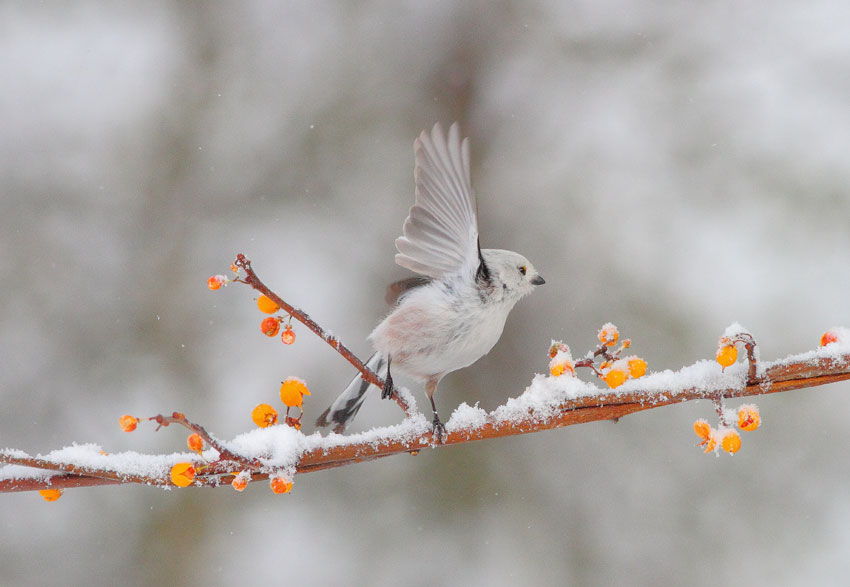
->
712, 395, 730, 427
728, 332, 759, 384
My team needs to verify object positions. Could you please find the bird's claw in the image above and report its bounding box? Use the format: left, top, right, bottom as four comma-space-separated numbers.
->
381, 374, 394, 400
432, 414, 446, 443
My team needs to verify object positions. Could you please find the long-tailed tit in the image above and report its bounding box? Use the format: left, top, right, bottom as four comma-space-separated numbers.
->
317, 123, 544, 436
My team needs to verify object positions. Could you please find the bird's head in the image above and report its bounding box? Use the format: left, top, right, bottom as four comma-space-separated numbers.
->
480, 248, 545, 302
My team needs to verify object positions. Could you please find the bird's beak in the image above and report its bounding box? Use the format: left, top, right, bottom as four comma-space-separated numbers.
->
531, 275, 545, 285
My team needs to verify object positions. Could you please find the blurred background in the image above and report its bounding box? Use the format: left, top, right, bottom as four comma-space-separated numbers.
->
2, 1, 850, 585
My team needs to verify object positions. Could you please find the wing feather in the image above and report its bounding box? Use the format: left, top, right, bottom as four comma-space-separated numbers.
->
394, 122, 480, 279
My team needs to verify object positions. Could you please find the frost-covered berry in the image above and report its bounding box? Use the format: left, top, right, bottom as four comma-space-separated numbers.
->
604, 368, 627, 389
702, 429, 718, 453
737, 404, 760, 432
598, 323, 619, 347
207, 275, 226, 290
627, 357, 647, 379
281, 325, 296, 345
820, 329, 844, 347
270, 476, 293, 494
231, 473, 249, 492
693, 419, 711, 440
720, 429, 742, 454
548, 342, 575, 377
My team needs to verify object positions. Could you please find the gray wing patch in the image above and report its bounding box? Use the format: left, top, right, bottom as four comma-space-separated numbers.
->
385, 276, 431, 305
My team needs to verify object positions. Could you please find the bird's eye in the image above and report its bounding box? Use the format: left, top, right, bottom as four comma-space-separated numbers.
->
519, 266, 527, 276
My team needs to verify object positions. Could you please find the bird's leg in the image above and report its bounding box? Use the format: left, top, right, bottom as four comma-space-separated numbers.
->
426, 378, 446, 442
381, 355, 394, 400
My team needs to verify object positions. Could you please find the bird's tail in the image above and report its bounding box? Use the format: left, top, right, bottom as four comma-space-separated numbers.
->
316, 353, 385, 433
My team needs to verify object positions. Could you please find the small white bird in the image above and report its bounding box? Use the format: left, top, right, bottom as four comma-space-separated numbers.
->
317, 123, 544, 436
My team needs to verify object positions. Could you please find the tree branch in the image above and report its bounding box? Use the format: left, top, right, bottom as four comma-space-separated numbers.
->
3, 350, 848, 493
3, 260, 847, 496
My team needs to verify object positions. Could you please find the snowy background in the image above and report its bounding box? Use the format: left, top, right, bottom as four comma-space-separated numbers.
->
2, 2, 850, 585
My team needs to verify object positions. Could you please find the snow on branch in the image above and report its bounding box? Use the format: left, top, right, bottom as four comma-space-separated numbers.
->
2, 256, 849, 500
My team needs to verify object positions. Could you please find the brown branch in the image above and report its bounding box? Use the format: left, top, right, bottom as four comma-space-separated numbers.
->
233, 254, 411, 415
3, 351, 848, 493
150, 412, 263, 471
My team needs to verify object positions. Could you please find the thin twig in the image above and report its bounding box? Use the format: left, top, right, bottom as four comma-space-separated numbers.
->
151, 411, 263, 471
233, 254, 411, 415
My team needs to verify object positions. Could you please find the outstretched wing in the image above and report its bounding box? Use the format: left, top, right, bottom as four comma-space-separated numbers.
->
394, 122, 481, 280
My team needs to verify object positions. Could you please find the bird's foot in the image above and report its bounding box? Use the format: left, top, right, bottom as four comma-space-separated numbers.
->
381, 372, 394, 400
432, 413, 446, 443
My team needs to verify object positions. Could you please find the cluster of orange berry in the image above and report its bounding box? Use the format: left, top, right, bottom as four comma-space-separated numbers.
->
226, 471, 293, 494
168, 426, 295, 494
693, 404, 760, 455
548, 342, 576, 377
256, 294, 297, 345
251, 377, 311, 431
549, 323, 647, 389
207, 266, 297, 345
168, 431, 209, 488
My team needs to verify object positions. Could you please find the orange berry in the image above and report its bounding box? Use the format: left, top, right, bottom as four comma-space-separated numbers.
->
231, 474, 249, 492
721, 429, 742, 454
187, 433, 204, 452
702, 429, 718, 453
39, 489, 63, 502
251, 403, 278, 428
229, 263, 239, 274
170, 462, 196, 487
820, 330, 840, 347
280, 377, 311, 408
716, 345, 738, 370
257, 294, 279, 314
627, 357, 647, 379
207, 275, 225, 290
693, 419, 711, 440
119, 415, 138, 433
261, 317, 280, 337
598, 323, 619, 347
270, 476, 293, 495
549, 361, 575, 377
737, 404, 761, 432
604, 368, 627, 389
281, 326, 296, 345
